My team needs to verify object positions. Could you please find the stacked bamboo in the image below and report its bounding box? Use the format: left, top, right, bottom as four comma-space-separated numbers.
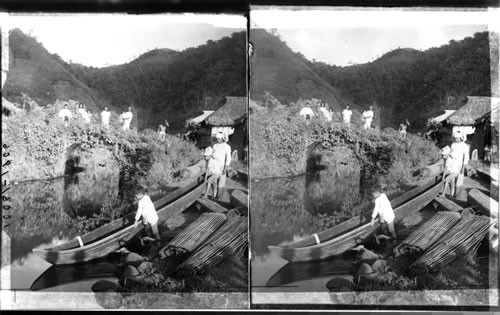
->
176, 216, 247, 276
393, 212, 462, 257
409, 214, 495, 276
159, 213, 226, 259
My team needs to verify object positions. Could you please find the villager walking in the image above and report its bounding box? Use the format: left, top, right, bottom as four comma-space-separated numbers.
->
133, 187, 161, 240
212, 132, 232, 199
450, 132, 469, 198
77, 103, 86, 119
370, 185, 397, 241
299, 101, 314, 125
158, 122, 167, 141
121, 107, 133, 131
101, 107, 111, 127
58, 103, 73, 127
83, 109, 92, 124
342, 105, 352, 126
440, 146, 461, 197
362, 106, 374, 130
399, 119, 409, 139
203, 146, 220, 199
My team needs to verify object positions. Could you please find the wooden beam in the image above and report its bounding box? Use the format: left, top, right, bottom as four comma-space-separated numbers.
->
230, 190, 248, 211
433, 196, 463, 212
196, 197, 228, 213
468, 188, 499, 219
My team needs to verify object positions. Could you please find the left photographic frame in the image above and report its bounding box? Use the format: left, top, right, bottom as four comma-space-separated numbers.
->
0, 13, 249, 310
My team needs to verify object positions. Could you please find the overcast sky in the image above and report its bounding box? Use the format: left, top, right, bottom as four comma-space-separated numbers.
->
3, 14, 246, 67
251, 9, 494, 66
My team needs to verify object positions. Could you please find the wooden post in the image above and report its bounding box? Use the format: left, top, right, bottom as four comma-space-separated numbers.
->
468, 188, 499, 219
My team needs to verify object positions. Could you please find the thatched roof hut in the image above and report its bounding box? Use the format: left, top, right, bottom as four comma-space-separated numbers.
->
446, 96, 496, 126
206, 96, 247, 126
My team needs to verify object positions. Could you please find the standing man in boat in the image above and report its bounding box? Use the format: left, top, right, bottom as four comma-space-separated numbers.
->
133, 187, 161, 240
212, 132, 232, 199
342, 105, 352, 127
299, 101, 315, 125
370, 185, 397, 241
450, 131, 469, 198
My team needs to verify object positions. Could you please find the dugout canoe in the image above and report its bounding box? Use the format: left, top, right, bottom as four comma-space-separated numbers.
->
268, 176, 442, 262
33, 176, 205, 265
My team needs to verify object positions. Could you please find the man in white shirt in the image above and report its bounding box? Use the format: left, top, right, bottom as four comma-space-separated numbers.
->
101, 107, 111, 127
133, 187, 160, 240
83, 109, 92, 124
58, 104, 73, 127
440, 146, 461, 197
212, 132, 232, 198
450, 132, 469, 197
121, 107, 133, 131
342, 105, 353, 126
299, 102, 315, 125
362, 106, 374, 130
370, 185, 397, 240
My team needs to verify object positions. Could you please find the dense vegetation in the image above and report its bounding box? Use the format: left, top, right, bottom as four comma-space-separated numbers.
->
251, 29, 492, 130
4, 29, 246, 131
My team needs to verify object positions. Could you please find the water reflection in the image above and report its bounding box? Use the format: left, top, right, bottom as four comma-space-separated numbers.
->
251, 165, 361, 292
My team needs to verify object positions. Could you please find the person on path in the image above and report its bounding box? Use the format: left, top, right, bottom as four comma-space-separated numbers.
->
342, 105, 353, 126
77, 103, 86, 119
399, 119, 409, 139
203, 146, 221, 199
299, 102, 315, 125
370, 185, 397, 241
101, 107, 111, 127
121, 107, 133, 131
83, 109, 92, 124
450, 132, 469, 197
212, 132, 232, 199
362, 106, 374, 130
58, 103, 73, 127
133, 187, 161, 240
318, 101, 332, 122
158, 122, 167, 141
440, 146, 461, 197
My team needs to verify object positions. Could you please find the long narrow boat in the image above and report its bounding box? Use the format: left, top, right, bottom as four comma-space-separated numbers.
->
268, 176, 441, 262
33, 175, 205, 265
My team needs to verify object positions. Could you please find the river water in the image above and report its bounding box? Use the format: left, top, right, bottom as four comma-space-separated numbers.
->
5, 168, 195, 292
250, 165, 364, 292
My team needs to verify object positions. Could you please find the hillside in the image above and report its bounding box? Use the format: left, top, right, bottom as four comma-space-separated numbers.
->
249, 29, 352, 112
65, 32, 247, 130
4, 29, 246, 131
307, 32, 492, 129
3, 29, 111, 111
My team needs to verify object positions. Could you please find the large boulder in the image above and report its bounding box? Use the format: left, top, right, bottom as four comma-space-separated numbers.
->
357, 248, 380, 264
125, 252, 146, 267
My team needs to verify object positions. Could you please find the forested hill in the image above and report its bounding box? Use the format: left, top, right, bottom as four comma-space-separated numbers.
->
4, 29, 246, 131
250, 29, 353, 112
306, 31, 492, 130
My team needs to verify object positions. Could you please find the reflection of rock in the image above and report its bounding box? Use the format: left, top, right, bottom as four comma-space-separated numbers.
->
304, 144, 361, 215
64, 146, 119, 217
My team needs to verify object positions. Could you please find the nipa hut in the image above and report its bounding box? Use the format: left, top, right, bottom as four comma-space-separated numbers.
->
472, 103, 500, 162
204, 96, 248, 161
445, 96, 496, 141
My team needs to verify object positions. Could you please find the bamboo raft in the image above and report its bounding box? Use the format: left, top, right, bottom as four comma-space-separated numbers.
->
393, 211, 462, 257
176, 215, 247, 276
159, 212, 226, 259
409, 212, 495, 275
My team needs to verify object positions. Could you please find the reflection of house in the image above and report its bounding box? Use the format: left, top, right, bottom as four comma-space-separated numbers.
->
472, 104, 500, 162
204, 96, 247, 161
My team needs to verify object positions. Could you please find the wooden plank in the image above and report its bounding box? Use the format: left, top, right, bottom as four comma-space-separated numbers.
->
196, 198, 228, 213
468, 188, 499, 219
230, 190, 248, 211
269, 181, 442, 262
433, 196, 463, 212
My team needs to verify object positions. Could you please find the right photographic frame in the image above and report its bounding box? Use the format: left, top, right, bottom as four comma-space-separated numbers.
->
249, 7, 499, 309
